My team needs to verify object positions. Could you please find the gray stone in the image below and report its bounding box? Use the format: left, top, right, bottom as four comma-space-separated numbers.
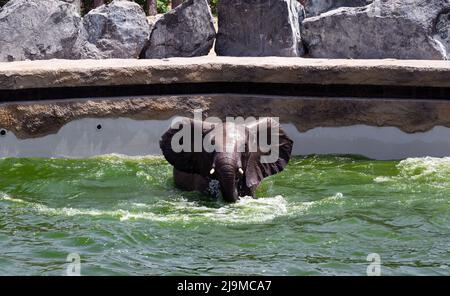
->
215, 0, 304, 57
61, 0, 81, 13
304, 0, 373, 17
143, 0, 215, 59
81, 0, 150, 59
302, 0, 450, 59
0, 0, 82, 62
6, 57, 450, 90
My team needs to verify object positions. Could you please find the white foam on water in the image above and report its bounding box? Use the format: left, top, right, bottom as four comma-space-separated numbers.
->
374, 157, 450, 188
1, 189, 350, 223
0, 192, 26, 204
1, 192, 292, 224
311, 192, 345, 205
373, 176, 391, 183
287, 201, 315, 214
328, 192, 344, 201
397, 157, 450, 178
40, 196, 289, 224
283, 192, 347, 217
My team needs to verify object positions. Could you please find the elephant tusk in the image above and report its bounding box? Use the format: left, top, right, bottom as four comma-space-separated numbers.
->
238, 168, 244, 175
210, 168, 215, 175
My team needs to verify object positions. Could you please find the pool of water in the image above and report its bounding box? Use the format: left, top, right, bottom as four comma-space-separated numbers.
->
0, 155, 448, 275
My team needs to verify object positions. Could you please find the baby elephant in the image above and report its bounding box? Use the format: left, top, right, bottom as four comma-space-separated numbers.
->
160, 117, 293, 202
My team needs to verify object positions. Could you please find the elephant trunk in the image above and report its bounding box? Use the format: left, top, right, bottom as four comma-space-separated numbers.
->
220, 176, 239, 202
215, 158, 240, 203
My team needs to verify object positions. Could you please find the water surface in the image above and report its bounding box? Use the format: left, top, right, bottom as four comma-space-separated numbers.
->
0, 155, 449, 275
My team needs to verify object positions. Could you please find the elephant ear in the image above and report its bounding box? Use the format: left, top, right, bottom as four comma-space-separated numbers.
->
160, 117, 215, 176
245, 118, 293, 188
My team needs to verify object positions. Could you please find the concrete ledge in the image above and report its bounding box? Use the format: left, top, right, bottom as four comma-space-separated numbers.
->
2, 57, 450, 90
1, 95, 450, 139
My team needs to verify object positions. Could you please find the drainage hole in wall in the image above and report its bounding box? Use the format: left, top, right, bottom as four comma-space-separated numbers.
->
0, 129, 6, 136
97, 124, 102, 130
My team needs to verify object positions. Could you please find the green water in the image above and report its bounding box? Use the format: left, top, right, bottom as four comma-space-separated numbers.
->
0, 155, 448, 275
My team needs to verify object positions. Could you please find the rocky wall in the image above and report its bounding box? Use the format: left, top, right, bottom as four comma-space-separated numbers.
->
2, 0, 450, 60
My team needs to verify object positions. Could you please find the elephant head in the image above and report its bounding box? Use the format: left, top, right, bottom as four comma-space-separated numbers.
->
160, 117, 293, 202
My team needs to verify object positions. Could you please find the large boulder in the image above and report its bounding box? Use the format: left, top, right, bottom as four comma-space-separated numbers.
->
302, 0, 450, 59
215, 0, 304, 57
143, 0, 215, 59
304, 0, 373, 17
0, 0, 82, 62
81, 0, 150, 59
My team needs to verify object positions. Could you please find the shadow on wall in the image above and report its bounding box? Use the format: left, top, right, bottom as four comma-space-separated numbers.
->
1, 117, 449, 160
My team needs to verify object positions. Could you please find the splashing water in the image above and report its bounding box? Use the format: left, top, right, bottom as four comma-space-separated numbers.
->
0, 155, 449, 275
0, 193, 288, 224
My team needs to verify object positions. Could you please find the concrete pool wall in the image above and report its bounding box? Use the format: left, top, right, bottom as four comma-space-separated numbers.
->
0, 57, 449, 160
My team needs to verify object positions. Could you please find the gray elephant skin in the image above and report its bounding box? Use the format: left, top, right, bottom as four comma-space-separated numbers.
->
160, 118, 293, 202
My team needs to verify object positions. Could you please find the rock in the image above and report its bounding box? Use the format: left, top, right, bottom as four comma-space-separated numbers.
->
4, 57, 450, 90
1, 95, 450, 139
0, 0, 82, 62
81, 0, 150, 59
304, 0, 373, 17
302, 0, 450, 59
147, 14, 164, 28
143, 0, 215, 59
215, 0, 304, 57
61, 0, 81, 13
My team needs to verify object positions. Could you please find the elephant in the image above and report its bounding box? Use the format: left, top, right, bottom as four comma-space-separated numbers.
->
159, 117, 293, 202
